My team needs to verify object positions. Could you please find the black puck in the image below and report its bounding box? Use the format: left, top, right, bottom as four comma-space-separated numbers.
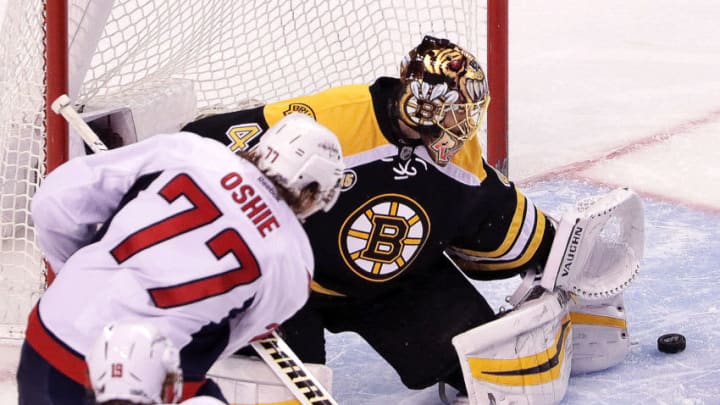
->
657, 333, 686, 353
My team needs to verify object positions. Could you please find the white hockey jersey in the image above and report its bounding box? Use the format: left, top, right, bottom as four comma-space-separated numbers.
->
26, 133, 313, 392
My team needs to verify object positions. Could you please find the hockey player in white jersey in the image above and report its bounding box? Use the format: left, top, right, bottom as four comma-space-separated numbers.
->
16, 113, 344, 404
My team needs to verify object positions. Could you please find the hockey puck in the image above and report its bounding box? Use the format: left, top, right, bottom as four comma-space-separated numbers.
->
657, 333, 686, 353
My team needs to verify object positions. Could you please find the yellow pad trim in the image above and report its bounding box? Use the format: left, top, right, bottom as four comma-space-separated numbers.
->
570, 312, 627, 329
467, 315, 571, 386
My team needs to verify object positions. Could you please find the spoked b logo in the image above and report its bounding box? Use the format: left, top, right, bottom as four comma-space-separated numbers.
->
338, 194, 430, 282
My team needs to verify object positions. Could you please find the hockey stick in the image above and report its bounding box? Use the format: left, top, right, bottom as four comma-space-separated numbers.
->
51, 93, 337, 405
250, 331, 337, 405
50, 94, 108, 153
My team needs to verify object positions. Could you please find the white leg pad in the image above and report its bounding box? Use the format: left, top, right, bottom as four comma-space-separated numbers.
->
207, 355, 333, 405
452, 289, 573, 405
569, 293, 630, 375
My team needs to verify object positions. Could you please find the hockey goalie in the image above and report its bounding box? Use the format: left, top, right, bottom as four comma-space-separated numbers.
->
449, 187, 644, 405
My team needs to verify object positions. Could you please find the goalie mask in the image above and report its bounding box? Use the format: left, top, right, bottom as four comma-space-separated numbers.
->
398, 35, 490, 165
254, 113, 345, 220
87, 321, 183, 404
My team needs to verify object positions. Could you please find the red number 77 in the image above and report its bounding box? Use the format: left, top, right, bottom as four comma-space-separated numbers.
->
111, 173, 261, 308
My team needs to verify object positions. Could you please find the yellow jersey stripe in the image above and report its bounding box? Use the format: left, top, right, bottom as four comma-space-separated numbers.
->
463, 210, 547, 271
455, 189, 526, 258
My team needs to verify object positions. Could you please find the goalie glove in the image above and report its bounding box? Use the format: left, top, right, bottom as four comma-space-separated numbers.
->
540, 187, 644, 300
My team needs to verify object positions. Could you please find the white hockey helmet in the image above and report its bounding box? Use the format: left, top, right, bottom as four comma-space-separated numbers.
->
255, 113, 345, 220
86, 321, 183, 404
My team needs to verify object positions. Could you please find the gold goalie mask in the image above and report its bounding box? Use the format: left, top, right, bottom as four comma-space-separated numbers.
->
398, 35, 490, 165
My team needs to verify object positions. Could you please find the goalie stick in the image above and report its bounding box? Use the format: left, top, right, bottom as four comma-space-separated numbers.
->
50, 94, 338, 405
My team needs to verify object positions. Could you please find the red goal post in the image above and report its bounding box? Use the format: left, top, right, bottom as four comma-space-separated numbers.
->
0, 0, 508, 339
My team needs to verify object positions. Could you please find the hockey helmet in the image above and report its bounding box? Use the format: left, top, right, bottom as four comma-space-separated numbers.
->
255, 113, 345, 220
398, 35, 490, 165
86, 321, 183, 404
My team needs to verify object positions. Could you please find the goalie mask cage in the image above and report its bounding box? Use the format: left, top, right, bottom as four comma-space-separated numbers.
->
0, 0, 508, 339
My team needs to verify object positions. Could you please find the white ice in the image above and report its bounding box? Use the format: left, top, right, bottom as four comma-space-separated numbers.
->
1, 0, 720, 404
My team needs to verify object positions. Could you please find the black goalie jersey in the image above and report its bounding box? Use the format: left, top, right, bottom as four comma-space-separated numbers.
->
183, 77, 555, 298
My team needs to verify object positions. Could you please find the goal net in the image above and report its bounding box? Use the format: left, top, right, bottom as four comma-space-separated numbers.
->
0, 0, 507, 339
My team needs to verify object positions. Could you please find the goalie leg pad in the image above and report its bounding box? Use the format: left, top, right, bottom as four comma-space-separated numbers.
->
569, 293, 630, 375
452, 290, 573, 405
207, 355, 333, 405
